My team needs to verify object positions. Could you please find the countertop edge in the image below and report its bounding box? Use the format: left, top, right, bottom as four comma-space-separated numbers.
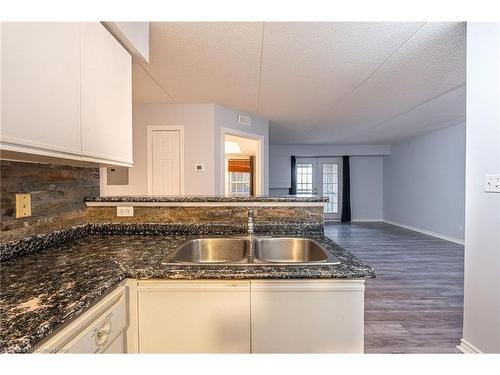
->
84, 195, 329, 205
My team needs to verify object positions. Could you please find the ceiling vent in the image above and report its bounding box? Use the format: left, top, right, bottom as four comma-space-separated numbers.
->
238, 114, 252, 126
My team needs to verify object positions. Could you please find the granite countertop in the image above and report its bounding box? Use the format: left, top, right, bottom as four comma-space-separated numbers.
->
85, 195, 329, 203
0, 227, 374, 353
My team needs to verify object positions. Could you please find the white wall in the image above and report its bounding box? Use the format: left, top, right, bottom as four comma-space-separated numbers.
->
461, 23, 500, 353
101, 103, 215, 196
350, 156, 383, 221
214, 104, 269, 194
268, 144, 387, 220
269, 188, 290, 196
269, 144, 390, 190
383, 123, 466, 242
101, 103, 270, 196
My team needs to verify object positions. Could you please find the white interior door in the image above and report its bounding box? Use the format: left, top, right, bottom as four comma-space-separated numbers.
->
148, 127, 183, 195
296, 157, 342, 220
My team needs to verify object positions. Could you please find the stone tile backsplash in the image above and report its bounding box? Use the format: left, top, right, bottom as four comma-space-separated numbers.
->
86, 205, 324, 226
0, 160, 99, 243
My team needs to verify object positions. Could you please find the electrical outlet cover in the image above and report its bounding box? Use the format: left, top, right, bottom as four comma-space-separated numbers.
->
15, 193, 32, 218
116, 206, 134, 217
485, 174, 500, 193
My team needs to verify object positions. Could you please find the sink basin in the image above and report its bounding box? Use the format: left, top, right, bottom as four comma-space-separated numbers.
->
162, 236, 340, 265
253, 237, 339, 264
167, 238, 250, 264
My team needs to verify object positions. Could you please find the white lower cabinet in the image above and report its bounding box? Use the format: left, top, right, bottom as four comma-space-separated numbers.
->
100, 331, 126, 353
250, 280, 365, 353
136, 280, 251, 353
36, 278, 365, 354
133, 279, 365, 353
36, 285, 127, 354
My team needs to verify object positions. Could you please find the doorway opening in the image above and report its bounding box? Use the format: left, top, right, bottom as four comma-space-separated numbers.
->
223, 133, 262, 197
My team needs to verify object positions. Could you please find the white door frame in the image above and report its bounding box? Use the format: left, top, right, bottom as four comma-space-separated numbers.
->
220, 127, 264, 196
147, 125, 185, 195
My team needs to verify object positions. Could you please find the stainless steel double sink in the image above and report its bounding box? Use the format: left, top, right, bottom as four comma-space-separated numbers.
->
162, 237, 340, 265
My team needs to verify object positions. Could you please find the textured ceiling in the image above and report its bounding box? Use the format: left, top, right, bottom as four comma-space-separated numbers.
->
133, 22, 466, 144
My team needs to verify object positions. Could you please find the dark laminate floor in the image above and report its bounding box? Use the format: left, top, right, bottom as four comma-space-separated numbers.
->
325, 222, 464, 354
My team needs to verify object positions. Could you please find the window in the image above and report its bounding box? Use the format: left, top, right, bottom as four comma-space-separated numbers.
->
296, 163, 313, 195
322, 163, 339, 213
229, 172, 251, 196
295, 157, 342, 219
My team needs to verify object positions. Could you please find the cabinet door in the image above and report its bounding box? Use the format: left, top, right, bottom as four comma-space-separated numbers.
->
251, 280, 365, 353
101, 332, 125, 353
64, 293, 127, 354
137, 281, 251, 353
35, 285, 127, 354
81, 22, 132, 165
1, 22, 82, 156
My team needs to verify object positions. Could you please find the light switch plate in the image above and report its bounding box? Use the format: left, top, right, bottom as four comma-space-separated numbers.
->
117, 206, 134, 217
485, 174, 500, 193
16, 193, 32, 218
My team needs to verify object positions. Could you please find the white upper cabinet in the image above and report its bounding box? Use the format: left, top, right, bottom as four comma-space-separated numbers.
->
1, 23, 82, 158
81, 22, 133, 165
0, 22, 133, 166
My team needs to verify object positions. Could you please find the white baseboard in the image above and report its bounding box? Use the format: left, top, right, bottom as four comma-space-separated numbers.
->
382, 220, 465, 245
324, 219, 383, 224
457, 338, 483, 353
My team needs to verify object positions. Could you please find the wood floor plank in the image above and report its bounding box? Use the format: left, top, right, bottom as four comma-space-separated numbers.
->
325, 222, 464, 354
